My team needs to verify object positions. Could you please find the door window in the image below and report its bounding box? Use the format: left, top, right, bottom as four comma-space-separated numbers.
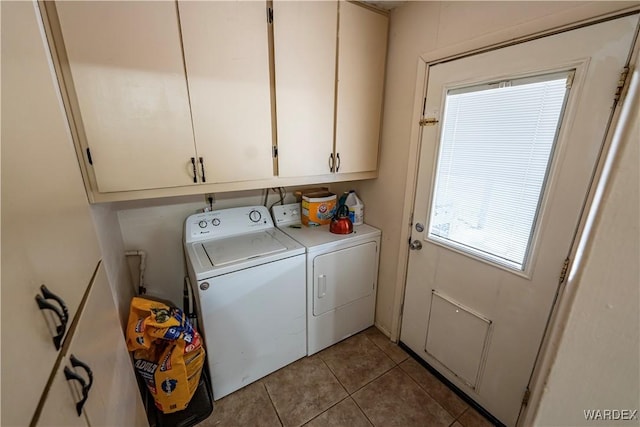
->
428, 71, 573, 270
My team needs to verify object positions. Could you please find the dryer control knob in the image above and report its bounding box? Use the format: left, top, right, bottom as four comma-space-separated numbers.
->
200, 282, 210, 291
212, 218, 220, 226
198, 220, 208, 229
249, 210, 262, 223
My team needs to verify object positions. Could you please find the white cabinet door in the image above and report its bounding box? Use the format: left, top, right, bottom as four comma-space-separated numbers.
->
37, 354, 90, 427
54, 1, 197, 192
179, 1, 275, 183
273, 1, 338, 177
335, 2, 388, 174
38, 264, 148, 427
1, 2, 101, 425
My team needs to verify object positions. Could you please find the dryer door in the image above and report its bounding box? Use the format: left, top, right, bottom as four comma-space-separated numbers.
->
313, 241, 377, 316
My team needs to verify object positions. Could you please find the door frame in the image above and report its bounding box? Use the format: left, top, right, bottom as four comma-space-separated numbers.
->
390, 7, 640, 426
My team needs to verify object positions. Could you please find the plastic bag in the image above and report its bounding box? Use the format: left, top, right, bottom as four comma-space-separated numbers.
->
126, 297, 205, 414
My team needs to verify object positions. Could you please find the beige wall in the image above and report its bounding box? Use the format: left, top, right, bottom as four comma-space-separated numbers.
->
533, 56, 639, 427
90, 203, 135, 330
356, 1, 639, 335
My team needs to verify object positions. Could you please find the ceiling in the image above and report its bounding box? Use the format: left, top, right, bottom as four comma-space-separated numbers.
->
361, 1, 408, 11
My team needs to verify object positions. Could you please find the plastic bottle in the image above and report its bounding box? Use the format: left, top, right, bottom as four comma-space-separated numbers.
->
344, 190, 364, 225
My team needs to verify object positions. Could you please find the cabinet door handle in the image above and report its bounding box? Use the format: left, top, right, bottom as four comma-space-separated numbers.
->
336, 153, 341, 173
40, 285, 69, 323
35, 285, 69, 350
70, 354, 94, 391
328, 153, 334, 172
199, 157, 206, 183
64, 360, 92, 416
191, 157, 198, 183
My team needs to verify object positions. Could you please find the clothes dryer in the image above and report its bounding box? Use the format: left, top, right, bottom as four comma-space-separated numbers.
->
272, 203, 381, 355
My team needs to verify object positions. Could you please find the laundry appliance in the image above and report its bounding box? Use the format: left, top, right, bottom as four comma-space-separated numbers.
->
184, 206, 306, 400
272, 203, 381, 355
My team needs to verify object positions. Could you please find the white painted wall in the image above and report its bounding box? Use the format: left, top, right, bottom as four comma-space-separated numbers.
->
356, 0, 639, 335
533, 58, 640, 427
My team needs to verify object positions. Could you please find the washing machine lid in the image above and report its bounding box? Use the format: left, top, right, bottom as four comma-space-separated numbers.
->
201, 231, 287, 266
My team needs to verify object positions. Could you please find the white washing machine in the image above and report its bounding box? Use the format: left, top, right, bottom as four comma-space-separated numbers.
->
272, 203, 381, 355
184, 206, 306, 400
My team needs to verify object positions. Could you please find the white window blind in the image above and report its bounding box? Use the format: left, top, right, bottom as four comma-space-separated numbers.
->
428, 71, 572, 270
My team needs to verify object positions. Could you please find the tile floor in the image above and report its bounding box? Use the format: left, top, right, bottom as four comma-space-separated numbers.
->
198, 327, 496, 427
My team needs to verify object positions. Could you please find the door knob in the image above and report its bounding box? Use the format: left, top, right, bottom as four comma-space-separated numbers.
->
409, 240, 423, 250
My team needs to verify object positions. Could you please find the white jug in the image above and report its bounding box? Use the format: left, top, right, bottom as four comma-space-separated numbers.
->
344, 191, 364, 225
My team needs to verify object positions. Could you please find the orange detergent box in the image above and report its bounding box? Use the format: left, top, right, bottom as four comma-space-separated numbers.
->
301, 191, 337, 226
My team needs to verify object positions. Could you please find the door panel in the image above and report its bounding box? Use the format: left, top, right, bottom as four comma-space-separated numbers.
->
401, 15, 638, 426
334, 2, 387, 174
313, 242, 377, 316
274, 1, 337, 177
425, 291, 492, 389
54, 1, 197, 192
179, 1, 274, 183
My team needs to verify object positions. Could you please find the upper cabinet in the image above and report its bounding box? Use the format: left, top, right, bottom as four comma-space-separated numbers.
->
179, 1, 275, 184
335, 2, 388, 174
273, 1, 338, 178
45, 0, 388, 202
274, 1, 389, 178
54, 1, 197, 192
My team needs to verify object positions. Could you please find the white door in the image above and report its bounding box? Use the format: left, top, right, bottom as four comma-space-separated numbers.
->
400, 16, 637, 426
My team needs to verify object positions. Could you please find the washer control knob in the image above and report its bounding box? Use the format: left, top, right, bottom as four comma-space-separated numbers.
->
200, 282, 210, 291
198, 220, 208, 229
212, 218, 220, 226
249, 210, 262, 223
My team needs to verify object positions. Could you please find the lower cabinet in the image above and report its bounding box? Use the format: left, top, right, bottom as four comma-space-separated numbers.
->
38, 263, 148, 426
